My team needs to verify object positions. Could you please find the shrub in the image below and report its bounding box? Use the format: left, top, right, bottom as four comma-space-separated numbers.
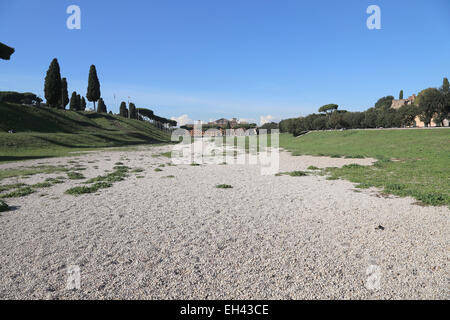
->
216, 184, 233, 189
0, 200, 9, 212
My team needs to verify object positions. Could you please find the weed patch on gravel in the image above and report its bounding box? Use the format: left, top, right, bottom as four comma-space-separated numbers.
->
67, 172, 85, 180
65, 182, 112, 196
0, 199, 9, 212
0, 166, 67, 181
1, 186, 35, 198
216, 184, 233, 189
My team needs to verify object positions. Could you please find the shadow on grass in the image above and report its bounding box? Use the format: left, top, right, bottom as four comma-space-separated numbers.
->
0, 155, 55, 162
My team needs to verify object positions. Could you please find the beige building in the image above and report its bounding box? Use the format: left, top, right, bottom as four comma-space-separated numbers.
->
390, 94, 416, 110
390, 94, 449, 127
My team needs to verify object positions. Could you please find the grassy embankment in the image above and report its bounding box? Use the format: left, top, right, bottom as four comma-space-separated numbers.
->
0, 102, 171, 163
279, 130, 450, 207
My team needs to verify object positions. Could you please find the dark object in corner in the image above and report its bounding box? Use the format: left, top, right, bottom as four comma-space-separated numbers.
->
0, 42, 15, 60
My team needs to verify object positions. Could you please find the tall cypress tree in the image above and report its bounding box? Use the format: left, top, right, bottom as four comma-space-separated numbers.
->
69, 91, 78, 111
86, 65, 101, 110
442, 78, 449, 93
129, 103, 137, 119
44, 58, 62, 108
97, 98, 107, 113
399, 90, 404, 100
77, 94, 82, 110
60, 78, 69, 109
80, 97, 87, 111
119, 101, 128, 118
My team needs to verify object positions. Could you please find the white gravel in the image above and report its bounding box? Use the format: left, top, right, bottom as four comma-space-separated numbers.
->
0, 145, 448, 300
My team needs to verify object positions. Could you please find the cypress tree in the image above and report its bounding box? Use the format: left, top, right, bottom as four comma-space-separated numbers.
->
69, 91, 78, 111
97, 98, 107, 113
60, 78, 69, 109
399, 90, 404, 100
44, 58, 62, 108
77, 94, 82, 110
119, 101, 128, 118
129, 103, 137, 119
442, 78, 449, 93
80, 97, 87, 111
86, 65, 101, 110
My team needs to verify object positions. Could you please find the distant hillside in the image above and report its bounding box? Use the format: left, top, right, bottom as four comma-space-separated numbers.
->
0, 102, 171, 162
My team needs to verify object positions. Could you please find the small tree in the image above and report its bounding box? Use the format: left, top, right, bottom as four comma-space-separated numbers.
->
80, 97, 87, 111
77, 94, 82, 110
129, 103, 137, 119
318, 104, 339, 114
60, 78, 69, 109
86, 65, 101, 110
399, 90, 404, 100
69, 91, 79, 111
119, 101, 128, 117
97, 98, 107, 113
44, 58, 62, 108
442, 77, 449, 93
375, 96, 395, 109
416, 88, 444, 127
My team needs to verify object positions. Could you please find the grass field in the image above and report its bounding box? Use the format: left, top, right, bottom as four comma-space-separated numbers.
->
279, 130, 450, 206
0, 102, 171, 162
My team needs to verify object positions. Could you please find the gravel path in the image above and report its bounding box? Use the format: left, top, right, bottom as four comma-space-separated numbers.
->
0, 145, 448, 299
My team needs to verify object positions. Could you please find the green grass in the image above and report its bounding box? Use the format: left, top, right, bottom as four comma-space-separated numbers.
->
31, 182, 52, 188
67, 171, 85, 180
65, 182, 112, 196
0, 199, 9, 212
307, 166, 320, 170
279, 130, 450, 206
0, 165, 67, 181
45, 177, 66, 184
0, 102, 171, 163
86, 166, 130, 184
277, 171, 309, 177
216, 184, 233, 189
160, 152, 172, 158
0, 186, 35, 198
0, 183, 27, 193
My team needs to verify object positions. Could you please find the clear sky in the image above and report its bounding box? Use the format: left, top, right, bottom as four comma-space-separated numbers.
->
1, 0, 449, 125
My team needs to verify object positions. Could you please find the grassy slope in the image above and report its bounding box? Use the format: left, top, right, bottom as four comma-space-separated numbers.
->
279, 130, 450, 206
0, 102, 171, 162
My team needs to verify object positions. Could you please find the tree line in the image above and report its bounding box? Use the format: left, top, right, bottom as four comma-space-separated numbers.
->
279, 78, 450, 135
40, 58, 176, 127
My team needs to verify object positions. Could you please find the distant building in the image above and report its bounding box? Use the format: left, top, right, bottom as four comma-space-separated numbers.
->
208, 118, 243, 127
390, 94, 449, 128
390, 94, 416, 110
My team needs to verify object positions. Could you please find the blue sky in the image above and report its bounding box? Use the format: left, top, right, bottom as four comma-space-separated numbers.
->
1, 0, 449, 125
